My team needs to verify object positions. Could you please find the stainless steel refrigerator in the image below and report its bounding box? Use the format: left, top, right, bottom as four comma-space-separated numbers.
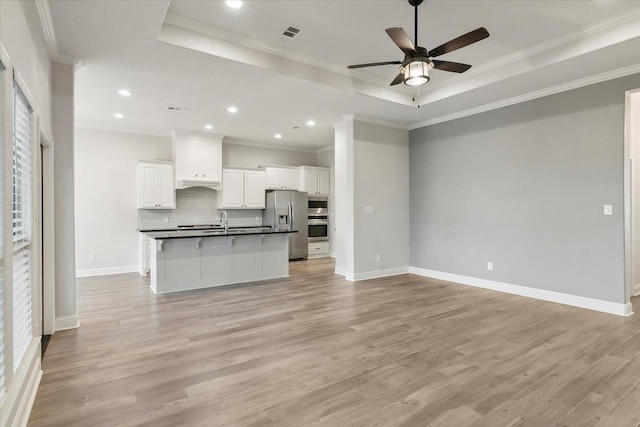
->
263, 191, 308, 260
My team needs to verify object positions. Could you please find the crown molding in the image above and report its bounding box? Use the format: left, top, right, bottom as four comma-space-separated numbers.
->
418, 5, 640, 107
162, 13, 403, 91
344, 114, 408, 131
35, 0, 81, 66
157, 18, 416, 107
409, 63, 640, 130
424, 6, 640, 96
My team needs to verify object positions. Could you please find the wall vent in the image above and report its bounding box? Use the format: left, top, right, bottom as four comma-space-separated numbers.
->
167, 106, 191, 112
277, 26, 301, 43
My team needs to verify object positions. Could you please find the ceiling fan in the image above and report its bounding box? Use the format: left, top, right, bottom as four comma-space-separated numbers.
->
347, 0, 489, 87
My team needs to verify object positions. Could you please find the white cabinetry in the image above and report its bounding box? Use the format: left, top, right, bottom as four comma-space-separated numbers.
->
265, 166, 299, 190
138, 232, 153, 275
171, 129, 223, 189
298, 166, 330, 195
308, 241, 330, 259
137, 161, 175, 209
218, 168, 266, 209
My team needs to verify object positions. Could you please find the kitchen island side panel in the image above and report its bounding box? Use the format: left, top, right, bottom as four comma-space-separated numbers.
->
150, 234, 289, 294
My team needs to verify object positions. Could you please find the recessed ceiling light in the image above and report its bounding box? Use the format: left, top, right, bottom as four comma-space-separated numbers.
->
306, 120, 315, 127
274, 134, 282, 139
227, 106, 238, 113
114, 113, 124, 119
118, 89, 131, 97
204, 124, 213, 130
226, 1, 242, 9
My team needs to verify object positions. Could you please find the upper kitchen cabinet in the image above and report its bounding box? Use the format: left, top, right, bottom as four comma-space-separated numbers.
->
298, 166, 330, 196
171, 129, 223, 189
137, 161, 176, 209
218, 168, 266, 209
265, 166, 299, 190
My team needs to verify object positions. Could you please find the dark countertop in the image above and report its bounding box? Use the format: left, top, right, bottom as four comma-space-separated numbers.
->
145, 229, 298, 240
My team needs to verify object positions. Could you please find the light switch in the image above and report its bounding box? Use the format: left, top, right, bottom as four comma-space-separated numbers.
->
364, 206, 374, 214
604, 204, 613, 216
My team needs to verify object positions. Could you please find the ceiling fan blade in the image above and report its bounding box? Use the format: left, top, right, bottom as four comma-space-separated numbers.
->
348, 61, 402, 69
427, 27, 489, 58
431, 60, 472, 73
385, 27, 416, 55
390, 73, 405, 86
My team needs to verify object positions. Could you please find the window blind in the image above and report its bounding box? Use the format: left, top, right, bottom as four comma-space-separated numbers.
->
12, 82, 32, 373
0, 62, 5, 398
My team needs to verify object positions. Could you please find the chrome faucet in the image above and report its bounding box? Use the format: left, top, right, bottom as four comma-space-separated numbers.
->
219, 210, 228, 234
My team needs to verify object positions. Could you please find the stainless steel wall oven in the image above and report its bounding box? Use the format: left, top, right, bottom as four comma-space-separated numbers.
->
308, 195, 329, 242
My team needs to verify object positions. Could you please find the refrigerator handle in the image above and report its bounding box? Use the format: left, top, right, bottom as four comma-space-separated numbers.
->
289, 202, 294, 231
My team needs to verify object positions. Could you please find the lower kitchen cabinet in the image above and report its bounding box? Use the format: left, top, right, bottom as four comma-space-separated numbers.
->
138, 232, 153, 275
308, 241, 330, 259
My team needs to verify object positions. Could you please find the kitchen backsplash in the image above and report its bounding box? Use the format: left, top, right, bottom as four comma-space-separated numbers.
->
137, 187, 262, 229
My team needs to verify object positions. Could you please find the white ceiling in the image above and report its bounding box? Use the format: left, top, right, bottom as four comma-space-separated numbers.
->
47, 0, 640, 150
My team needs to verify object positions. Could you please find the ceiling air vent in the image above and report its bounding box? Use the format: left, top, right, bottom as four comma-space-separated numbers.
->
167, 106, 191, 112
277, 26, 301, 43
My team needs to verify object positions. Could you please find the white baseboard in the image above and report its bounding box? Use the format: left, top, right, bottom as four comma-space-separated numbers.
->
335, 266, 409, 282
334, 267, 354, 281
1, 338, 43, 427
76, 264, 138, 278
409, 267, 633, 317
353, 266, 410, 281
634, 283, 640, 297
56, 313, 80, 331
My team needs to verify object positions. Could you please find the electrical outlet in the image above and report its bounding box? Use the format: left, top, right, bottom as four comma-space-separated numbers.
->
89, 253, 95, 261
487, 262, 493, 271
604, 205, 613, 216
376, 254, 381, 262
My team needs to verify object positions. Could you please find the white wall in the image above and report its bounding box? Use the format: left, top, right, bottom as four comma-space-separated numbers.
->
316, 146, 335, 256
0, 2, 56, 425
0, 0, 52, 137
74, 128, 172, 273
53, 62, 77, 325
333, 120, 354, 275
632, 93, 640, 294
223, 139, 317, 168
75, 129, 321, 274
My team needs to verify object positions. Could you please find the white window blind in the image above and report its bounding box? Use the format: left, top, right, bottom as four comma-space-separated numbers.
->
0, 62, 5, 398
12, 82, 32, 373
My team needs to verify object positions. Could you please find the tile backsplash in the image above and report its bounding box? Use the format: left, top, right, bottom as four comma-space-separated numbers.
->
137, 187, 262, 229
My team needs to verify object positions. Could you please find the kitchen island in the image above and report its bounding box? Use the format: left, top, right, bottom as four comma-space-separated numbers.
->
145, 228, 297, 294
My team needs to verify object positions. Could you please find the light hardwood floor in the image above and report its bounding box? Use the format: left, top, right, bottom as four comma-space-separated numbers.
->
29, 259, 640, 426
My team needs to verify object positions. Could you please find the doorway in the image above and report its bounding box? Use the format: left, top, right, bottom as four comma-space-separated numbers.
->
625, 89, 640, 304
39, 132, 55, 356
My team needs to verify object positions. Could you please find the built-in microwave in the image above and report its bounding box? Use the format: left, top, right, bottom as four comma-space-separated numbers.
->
308, 196, 329, 242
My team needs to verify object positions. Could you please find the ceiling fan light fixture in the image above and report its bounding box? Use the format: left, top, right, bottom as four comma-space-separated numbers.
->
403, 61, 430, 86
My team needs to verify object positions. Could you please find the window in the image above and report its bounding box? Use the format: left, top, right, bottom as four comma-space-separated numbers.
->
12, 82, 32, 373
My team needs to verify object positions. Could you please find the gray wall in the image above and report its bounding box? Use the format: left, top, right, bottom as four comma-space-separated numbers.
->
410, 73, 640, 304
53, 62, 77, 321
354, 121, 410, 274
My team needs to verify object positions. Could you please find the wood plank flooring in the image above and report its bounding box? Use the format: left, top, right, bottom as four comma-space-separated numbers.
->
28, 259, 640, 426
